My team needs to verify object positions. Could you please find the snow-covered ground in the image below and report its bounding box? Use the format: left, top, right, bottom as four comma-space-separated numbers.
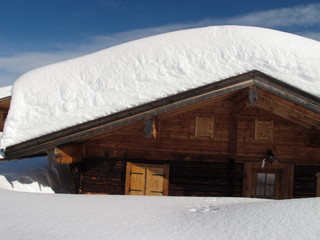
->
0, 188, 319, 240
0, 157, 319, 240
3, 25, 320, 148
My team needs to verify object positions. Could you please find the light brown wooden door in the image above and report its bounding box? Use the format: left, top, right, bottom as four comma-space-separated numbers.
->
126, 163, 169, 196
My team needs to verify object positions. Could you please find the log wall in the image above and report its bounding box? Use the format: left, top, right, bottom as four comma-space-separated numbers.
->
293, 165, 320, 198
75, 93, 320, 197
77, 157, 243, 197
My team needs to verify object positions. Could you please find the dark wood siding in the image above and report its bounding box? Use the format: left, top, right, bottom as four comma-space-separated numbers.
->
293, 166, 320, 198
76, 157, 243, 197
75, 89, 320, 197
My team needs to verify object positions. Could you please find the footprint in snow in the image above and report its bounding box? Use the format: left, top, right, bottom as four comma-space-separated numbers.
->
189, 205, 220, 213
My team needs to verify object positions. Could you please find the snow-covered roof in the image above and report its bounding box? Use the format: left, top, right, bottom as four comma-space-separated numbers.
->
0, 86, 12, 100
2, 25, 320, 148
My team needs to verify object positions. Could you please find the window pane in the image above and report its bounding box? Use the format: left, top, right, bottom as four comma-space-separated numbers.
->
265, 185, 274, 197
266, 173, 276, 184
257, 173, 266, 184
256, 185, 265, 196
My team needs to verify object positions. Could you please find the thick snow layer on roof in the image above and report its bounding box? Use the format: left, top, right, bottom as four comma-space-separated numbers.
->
0, 85, 12, 100
2, 25, 320, 147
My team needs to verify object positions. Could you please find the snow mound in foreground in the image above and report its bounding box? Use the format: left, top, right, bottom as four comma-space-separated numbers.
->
0, 157, 72, 193
3, 25, 320, 147
0, 190, 319, 240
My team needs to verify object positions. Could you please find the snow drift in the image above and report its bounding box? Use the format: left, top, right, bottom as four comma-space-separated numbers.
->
0, 190, 319, 240
2, 25, 320, 148
0, 157, 72, 193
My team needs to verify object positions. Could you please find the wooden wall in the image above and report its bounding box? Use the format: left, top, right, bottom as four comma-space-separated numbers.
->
237, 107, 320, 164
293, 165, 320, 198
77, 157, 243, 197
74, 92, 320, 197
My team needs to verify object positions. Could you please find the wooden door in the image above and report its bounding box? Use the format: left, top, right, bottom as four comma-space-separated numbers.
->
125, 163, 169, 196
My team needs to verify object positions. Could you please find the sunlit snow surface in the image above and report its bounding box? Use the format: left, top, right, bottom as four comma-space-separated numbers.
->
2, 26, 320, 148
0, 158, 319, 240
0, 189, 319, 240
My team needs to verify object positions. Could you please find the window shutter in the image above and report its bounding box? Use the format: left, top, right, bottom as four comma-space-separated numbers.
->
146, 167, 165, 196
129, 165, 146, 195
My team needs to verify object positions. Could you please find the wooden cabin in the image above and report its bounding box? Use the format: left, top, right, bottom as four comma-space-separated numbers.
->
4, 71, 320, 199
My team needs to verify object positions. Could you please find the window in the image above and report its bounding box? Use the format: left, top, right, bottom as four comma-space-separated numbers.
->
256, 173, 276, 197
243, 162, 293, 199
255, 119, 273, 142
195, 116, 214, 138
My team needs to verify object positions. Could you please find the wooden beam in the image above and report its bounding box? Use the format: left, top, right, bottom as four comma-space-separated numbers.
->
54, 144, 83, 164
248, 87, 259, 107
257, 96, 320, 129
232, 89, 249, 114
228, 115, 238, 159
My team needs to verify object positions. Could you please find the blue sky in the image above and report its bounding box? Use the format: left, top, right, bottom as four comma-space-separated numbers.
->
1, 0, 320, 87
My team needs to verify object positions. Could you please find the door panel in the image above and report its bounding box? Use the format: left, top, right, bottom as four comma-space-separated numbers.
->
129, 165, 146, 195
146, 167, 165, 196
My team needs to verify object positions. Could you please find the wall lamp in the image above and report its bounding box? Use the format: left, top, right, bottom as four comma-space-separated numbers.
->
261, 150, 277, 168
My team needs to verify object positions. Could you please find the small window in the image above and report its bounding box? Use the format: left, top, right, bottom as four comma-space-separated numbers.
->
256, 173, 276, 197
195, 116, 214, 138
255, 119, 273, 142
